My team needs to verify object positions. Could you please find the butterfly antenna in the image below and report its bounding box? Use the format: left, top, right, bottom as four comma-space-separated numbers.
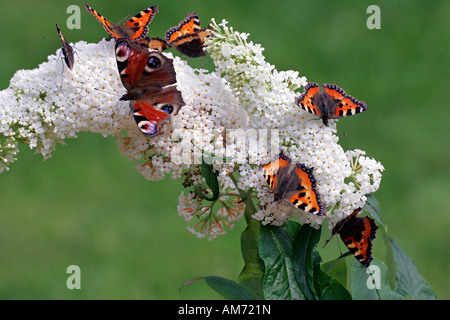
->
42, 35, 57, 41
200, 55, 214, 71
92, 86, 122, 98
305, 117, 322, 127
118, 14, 131, 24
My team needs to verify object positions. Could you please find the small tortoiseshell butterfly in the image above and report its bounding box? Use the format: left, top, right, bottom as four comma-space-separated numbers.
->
165, 12, 212, 58
262, 152, 325, 216
84, 4, 158, 40
56, 24, 74, 70
325, 208, 378, 267
115, 39, 185, 137
295, 82, 368, 126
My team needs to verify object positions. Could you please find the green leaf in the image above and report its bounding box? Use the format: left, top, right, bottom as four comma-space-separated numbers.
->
364, 194, 384, 226
292, 224, 321, 300
391, 238, 438, 299
238, 203, 264, 299
180, 276, 257, 300
321, 257, 348, 288
314, 263, 352, 300
350, 258, 405, 300
259, 222, 303, 300
194, 156, 220, 201
180, 276, 204, 290
227, 173, 264, 299
205, 276, 257, 300
363, 194, 396, 289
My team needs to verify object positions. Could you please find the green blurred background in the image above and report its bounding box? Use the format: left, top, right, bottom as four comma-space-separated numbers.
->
0, 0, 448, 299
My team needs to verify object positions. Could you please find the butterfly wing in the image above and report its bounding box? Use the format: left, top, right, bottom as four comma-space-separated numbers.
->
84, 4, 118, 37
333, 208, 378, 266
262, 153, 324, 215
261, 152, 291, 191
131, 86, 185, 137
115, 39, 185, 137
322, 84, 368, 120
169, 29, 211, 58
115, 39, 177, 95
165, 13, 211, 57
55, 24, 74, 70
122, 5, 159, 40
85, 4, 158, 39
287, 164, 325, 215
166, 13, 201, 43
295, 82, 321, 117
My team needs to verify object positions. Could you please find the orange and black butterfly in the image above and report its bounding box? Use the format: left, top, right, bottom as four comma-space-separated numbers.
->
295, 82, 368, 126
261, 152, 325, 216
325, 208, 378, 266
165, 13, 212, 58
84, 4, 158, 40
56, 24, 74, 70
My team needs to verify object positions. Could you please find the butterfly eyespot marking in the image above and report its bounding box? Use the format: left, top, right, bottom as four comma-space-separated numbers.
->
161, 104, 174, 114
116, 43, 131, 62
144, 56, 161, 73
138, 120, 157, 135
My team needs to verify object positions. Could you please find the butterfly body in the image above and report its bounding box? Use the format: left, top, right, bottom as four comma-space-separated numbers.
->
296, 82, 368, 126
262, 153, 325, 216
165, 13, 212, 57
330, 208, 378, 266
136, 36, 170, 52
56, 24, 74, 70
115, 39, 184, 137
85, 4, 158, 40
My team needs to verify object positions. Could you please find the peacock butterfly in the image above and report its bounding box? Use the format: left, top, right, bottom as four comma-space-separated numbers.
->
115, 39, 185, 137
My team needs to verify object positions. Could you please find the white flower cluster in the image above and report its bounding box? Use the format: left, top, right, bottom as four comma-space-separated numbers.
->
0, 136, 18, 173
0, 19, 384, 238
207, 19, 307, 131
206, 19, 384, 228
0, 39, 131, 160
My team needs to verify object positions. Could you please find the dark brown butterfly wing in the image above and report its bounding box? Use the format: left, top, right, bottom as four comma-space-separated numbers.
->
115, 39, 185, 137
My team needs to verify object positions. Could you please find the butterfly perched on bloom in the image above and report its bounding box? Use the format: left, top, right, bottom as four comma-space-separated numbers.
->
324, 208, 378, 266
115, 39, 185, 137
55, 24, 74, 70
295, 82, 368, 126
84, 4, 158, 40
165, 12, 212, 58
262, 152, 325, 216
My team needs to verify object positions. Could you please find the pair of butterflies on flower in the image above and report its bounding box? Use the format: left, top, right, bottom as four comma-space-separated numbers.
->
263, 84, 373, 266
262, 151, 377, 267
259, 59, 373, 265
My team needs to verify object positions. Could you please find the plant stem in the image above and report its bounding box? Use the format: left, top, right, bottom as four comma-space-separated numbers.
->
229, 172, 264, 299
